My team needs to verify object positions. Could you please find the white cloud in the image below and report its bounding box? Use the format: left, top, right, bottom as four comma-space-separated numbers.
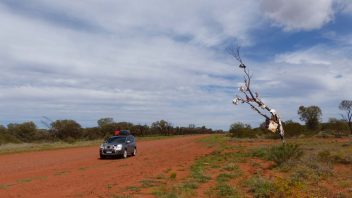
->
1, 1, 260, 129
249, 45, 352, 122
337, 0, 352, 14
322, 31, 352, 45
0, 0, 351, 130
274, 46, 332, 65
261, 0, 334, 31
26, 0, 261, 46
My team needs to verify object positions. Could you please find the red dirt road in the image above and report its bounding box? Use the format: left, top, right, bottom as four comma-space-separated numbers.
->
0, 135, 212, 198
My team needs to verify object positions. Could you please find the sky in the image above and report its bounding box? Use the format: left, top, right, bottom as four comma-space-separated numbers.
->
0, 0, 352, 130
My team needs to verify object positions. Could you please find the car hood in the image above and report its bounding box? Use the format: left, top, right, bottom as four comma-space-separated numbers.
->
102, 143, 123, 147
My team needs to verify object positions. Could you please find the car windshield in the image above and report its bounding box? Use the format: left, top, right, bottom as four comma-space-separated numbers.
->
106, 136, 126, 144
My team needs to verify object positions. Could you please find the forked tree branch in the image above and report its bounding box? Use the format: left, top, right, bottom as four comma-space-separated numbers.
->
229, 45, 285, 142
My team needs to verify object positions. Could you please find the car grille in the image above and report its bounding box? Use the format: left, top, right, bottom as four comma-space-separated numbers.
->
103, 148, 115, 154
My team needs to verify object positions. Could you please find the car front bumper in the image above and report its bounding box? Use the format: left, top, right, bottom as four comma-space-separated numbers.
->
100, 149, 124, 156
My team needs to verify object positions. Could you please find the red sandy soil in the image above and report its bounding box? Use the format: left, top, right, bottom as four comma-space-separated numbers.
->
0, 135, 213, 198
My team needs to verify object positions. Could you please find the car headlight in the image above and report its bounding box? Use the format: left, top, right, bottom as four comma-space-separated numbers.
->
100, 144, 104, 149
114, 144, 122, 151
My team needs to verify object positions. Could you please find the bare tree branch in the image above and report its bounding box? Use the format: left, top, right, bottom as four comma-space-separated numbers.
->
246, 102, 270, 120
229, 45, 285, 143
339, 100, 352, 134
227, 45, 243, 65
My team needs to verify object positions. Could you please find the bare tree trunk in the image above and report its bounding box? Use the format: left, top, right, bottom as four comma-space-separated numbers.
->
348, 110, 352, 135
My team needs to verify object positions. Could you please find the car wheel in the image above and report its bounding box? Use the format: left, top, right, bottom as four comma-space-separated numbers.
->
132, 148, 137, 156
122, 149, 128, 159
100, 154, 105, 159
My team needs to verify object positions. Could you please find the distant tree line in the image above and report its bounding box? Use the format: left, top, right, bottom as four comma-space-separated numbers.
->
229, 100, 352, 139
0, 118, 219, 144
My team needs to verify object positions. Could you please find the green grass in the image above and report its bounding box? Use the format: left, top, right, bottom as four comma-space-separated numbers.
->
152, 180, 199, 198
216, 173, 236, 183
107, 184, 113, 190
198, 134, 228, 149
156, 173, 166, 179
137, 135, 186, 141
206, 183, 239, 198
0, 135, 186, 155
125, 135, 351, 197
140, 179, 161, 188
16, 178, 32, 183
267, 143, 303, 166
126, 186, 141, 192
78, 167, 88, 171
0, 140, 103, 155
152, 186, 179, 198
191, 137, 247, 182
244, 176, 275, 198
250, 143, 303, 166
149, 135, 230, 198
190, 157, 212, 183
54, 170, 69, 176
169, 172, 177, 179
0, 184, 9, 189
112, 195, 132, 198
180, 181, 198, 190
223, 163, 239, 171
317, 150, 352, 164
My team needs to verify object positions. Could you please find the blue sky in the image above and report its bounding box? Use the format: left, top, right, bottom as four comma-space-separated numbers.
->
0, 0, 351, 130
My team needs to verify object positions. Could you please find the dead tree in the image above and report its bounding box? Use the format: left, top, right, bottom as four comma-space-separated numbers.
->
41, 116, 58, 138
339, 100, 352, 135
228, 46, 285, 143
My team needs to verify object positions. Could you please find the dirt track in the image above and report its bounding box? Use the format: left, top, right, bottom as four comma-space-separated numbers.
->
0, 135, 212, 197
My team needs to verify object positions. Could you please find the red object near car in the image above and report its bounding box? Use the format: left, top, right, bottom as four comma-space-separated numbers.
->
114, 130, 120, 135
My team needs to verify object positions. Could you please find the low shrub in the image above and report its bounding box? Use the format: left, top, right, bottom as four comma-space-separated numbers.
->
317, 150, 331, 162
207, 183, 239, 198
229, 122, 257, 138
319, 131, 334, 138
283, 120, 306, 137
190, 161, 211, 183
216, 173, 235, 183
331, 154, 352, 164
310, 164, 333, 179
169, 172, 177, 179
250, 148, 267, 158
267, 144, 303, 166
180, 181, 198, 190
245, 176, 275, 198
317, 150, 352, 164
223, 163, 240, 171
0, 132, 21, 145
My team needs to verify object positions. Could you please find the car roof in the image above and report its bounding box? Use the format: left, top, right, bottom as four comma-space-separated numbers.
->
110, 135, 127, 138
110, 135, 133, 138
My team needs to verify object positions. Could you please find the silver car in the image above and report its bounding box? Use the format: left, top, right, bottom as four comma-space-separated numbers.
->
99, 135, 137, 159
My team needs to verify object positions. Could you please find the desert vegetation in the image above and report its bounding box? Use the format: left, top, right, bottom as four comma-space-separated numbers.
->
229, 103, 351, 139
0, 118, 219, 146
129, 135, 352, 197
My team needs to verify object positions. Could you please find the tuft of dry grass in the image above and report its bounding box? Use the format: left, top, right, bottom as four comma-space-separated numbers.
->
0, 140, 103, 155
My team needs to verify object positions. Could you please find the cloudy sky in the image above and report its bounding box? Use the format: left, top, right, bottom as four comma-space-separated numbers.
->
0, 0, 352, 130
